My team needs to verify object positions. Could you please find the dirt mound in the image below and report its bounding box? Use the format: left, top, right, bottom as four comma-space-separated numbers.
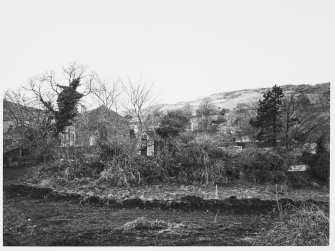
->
4, 183, 328, 215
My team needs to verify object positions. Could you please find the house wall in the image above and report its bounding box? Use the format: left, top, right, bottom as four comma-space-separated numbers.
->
60, 107, 131, 147
74, 123, 130, 146
60, 126, 76, 147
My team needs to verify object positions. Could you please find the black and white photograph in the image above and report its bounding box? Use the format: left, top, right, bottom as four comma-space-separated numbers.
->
1, 0, 333, 247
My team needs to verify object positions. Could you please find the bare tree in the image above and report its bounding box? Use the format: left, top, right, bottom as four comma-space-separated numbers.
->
91, 74, 123, 112
181, 103, 194, 118
123, 79, 158, 136
196, 98, 218, 133
281, 91, 330, 149
26, 62, 95, 136
4, 89, 56, 158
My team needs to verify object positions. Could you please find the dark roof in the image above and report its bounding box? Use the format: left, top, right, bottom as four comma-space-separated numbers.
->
3, 99, 43, 122
90, 106, 127, 121
76, 105, 129, 125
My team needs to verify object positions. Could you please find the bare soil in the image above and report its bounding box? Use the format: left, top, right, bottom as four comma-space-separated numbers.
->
3, 193, 276, 246
2, 166, 329, 246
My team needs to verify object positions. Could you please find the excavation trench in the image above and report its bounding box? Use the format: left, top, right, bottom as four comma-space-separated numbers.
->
4, 183, 328, 215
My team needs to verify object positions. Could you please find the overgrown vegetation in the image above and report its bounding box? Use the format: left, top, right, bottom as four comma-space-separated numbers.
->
306, 134, 330, 183
5, 68, 329, 189
32, 135, 329, 188
254, 203, 329, 246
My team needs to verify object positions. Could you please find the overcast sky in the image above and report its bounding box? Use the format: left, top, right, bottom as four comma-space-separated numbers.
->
0, 0, 334, 104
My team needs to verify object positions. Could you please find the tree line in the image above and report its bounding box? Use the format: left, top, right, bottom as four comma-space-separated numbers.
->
250, 85, 329, 149
4, 63, 330, 155
4, 63, 158, 153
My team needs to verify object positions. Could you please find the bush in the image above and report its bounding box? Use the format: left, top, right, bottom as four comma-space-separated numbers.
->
253, 151, 284, 171
96, 141, 143, 186
98, 159, 136, 187
308, 151, 330, 182
134, 155, 169, 184
303, 135, 330, 182
286, 172, 310, 188
168, 141, 235, 185
209, 160, 239, 185
172, 142, 202, 179
301, 151, 315, 166
234, 149, 285, 184
179, 131, 196, 144
98, 141, 135, 161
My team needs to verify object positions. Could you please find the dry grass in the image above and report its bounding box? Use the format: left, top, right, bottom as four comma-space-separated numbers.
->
120, 217, 196, 236
254, 203, 329, 246
122, 217, 169, 231
39, 178, 54, 187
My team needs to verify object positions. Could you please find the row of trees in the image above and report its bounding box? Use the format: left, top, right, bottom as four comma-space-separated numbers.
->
4, 63, 158, 152
251, 85, 330, 149
154, 84, 330, 151
4, 63, 329, 155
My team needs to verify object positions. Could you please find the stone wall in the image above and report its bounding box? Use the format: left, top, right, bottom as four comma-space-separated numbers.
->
75, 123, 130, 146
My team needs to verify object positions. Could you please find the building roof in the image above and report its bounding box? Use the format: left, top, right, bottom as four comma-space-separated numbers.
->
3, 99, 43, 122
74, 105, 129, 126
89, 105, 127, 121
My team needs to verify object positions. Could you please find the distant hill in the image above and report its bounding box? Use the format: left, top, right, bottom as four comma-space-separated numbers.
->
156, 83, 330, 114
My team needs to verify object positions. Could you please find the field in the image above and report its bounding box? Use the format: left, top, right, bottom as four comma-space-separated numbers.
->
3, 166, 329, 246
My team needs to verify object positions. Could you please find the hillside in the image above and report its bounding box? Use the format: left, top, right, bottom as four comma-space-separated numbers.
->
156, 83, 330, 114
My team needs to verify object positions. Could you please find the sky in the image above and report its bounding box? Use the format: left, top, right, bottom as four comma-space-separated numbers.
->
0, 0, 334, 104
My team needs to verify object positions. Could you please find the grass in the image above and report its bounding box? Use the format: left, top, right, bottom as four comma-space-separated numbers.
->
254, 203, 329, 246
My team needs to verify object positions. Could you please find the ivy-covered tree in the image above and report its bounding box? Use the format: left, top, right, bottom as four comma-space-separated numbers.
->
29, 63, 94, 136
250, 85, 284, 147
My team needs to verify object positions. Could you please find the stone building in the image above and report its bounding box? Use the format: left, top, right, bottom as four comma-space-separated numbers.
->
60, 105, 130, 147
3, 99, 42, 166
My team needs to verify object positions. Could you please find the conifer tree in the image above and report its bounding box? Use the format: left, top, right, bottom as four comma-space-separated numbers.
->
250, 85, 284, 147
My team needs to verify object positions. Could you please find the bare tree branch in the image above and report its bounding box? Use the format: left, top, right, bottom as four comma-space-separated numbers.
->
91, 73, 123, 112
123, 79, 158, 136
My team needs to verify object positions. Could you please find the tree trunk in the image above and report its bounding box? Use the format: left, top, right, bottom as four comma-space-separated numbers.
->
285, 113, 289, 151
273, 118, 277, 147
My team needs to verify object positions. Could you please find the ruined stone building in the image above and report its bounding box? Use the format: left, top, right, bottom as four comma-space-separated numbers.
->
60, 105, 130, 147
